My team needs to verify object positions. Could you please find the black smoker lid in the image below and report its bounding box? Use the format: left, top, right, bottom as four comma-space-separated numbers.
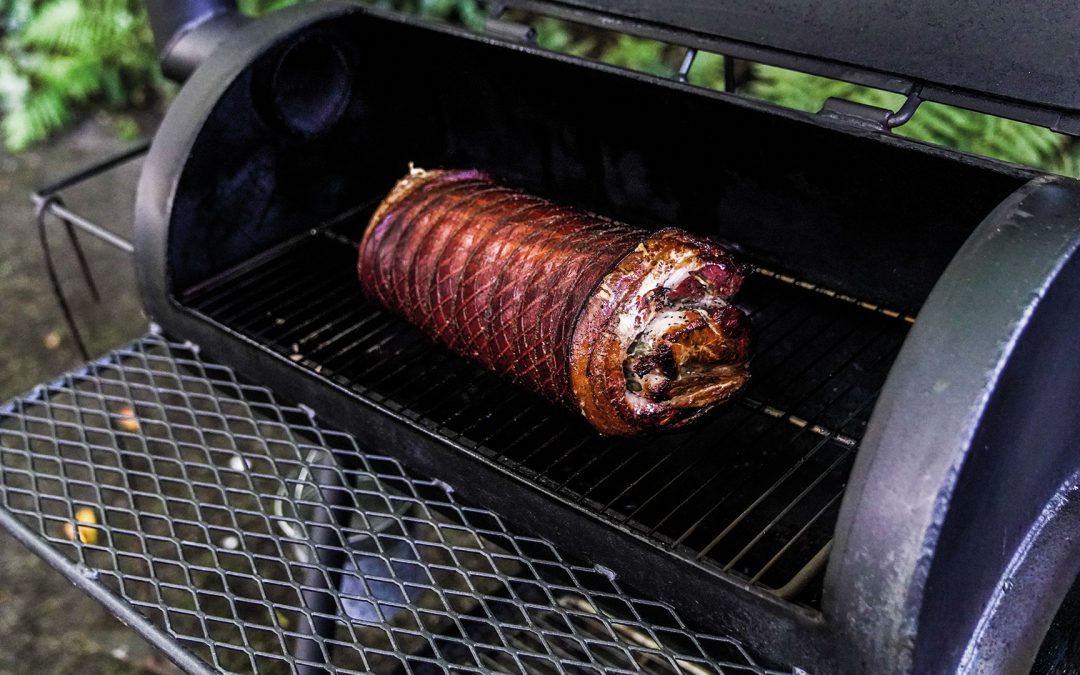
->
510, 0, 1080, 134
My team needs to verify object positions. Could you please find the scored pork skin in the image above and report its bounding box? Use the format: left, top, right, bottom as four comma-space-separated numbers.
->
358, 168, 751, 435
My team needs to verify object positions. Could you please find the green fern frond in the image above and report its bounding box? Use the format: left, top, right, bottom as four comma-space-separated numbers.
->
0, 0, 161, 150
3, 86, 70, 151
31, 56, 98, 99
22, 0, 96, 53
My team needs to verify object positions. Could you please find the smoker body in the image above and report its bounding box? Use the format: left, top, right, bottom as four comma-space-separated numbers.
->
0, 1, 1075, 673
124, 3, 1080, 671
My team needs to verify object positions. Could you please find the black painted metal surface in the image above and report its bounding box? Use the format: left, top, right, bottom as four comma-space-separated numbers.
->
120, 1, 1080, 672
1035, 567, 1080, 673
144, 0, 247, 81
511, 0, 1080, 133
827, 176, 1080, 672
130, 2, 1080, 670
0, 333, 790, 674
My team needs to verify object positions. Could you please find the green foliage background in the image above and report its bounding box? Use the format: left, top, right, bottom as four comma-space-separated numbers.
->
0, 0, 159, 150
1, 0, 1077, 177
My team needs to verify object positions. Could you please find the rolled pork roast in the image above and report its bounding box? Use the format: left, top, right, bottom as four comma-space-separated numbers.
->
358, 168, 751, 436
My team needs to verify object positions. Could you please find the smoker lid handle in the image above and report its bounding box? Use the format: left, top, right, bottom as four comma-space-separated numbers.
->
144, 0, 249, 82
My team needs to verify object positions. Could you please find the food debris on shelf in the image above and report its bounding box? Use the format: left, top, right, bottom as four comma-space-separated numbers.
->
114, 404, 140, 433
63, 507, 99, 545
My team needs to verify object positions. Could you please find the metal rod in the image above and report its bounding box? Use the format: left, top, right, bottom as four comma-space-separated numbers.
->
40, 200, 135, 254
724, 56, 737, 92
292, 459, 354, 675
754, 265, 915, 323
738, 396, 859, 448
34, 141, 149, 198
60, 210, 102, 303
752, 503, 840, 592
35, 198, 91, 361
885, 88, 924, 129
769, 540, 833, 599
28, 142, 147, 363
677, 48, 697, 83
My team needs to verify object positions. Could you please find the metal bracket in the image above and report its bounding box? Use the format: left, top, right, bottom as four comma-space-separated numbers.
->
486, 17, 537, 43
885, 88, 923, 129
676, 47, 696, 83
819, 87, 923, 132
673, 47, 740, 93
485, 1, 537, 43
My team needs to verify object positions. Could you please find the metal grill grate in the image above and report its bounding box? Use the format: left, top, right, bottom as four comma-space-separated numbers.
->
0, 333, 787, 674
184, 213, 911, 599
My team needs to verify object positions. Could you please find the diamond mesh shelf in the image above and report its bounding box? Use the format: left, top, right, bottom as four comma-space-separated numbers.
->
0, 332, 788, 674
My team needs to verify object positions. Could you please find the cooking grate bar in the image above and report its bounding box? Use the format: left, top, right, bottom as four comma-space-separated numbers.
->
190, 249, 301, 317
716, 445, 853, 566
301, 313, 398, 373
739, 398, 858, 448
228, 266, 346, 334
754, 266, 917, 324
272, 295, 360, 358
544, 288, 845, 509
713, 390, 880, 544
745, 490, 845, 585
593, 312, 872, 516
320, 229, 361, 249
664, 340, 898, 549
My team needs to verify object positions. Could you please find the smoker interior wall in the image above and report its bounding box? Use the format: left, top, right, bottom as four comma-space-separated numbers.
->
166, 10, 1029, 313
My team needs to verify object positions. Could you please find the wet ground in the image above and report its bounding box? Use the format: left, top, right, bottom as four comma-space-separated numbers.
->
0, 115, 177, 674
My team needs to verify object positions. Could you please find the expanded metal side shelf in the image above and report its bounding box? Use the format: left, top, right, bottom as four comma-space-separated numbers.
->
0, 333, 789, 674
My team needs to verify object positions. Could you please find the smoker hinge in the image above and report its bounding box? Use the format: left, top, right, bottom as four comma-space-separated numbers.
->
818, 87, 923, 132
485, 2, 537, 43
